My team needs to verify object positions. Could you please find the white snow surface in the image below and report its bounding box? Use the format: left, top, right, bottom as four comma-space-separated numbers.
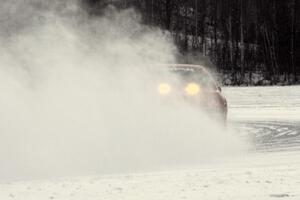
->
1, 86, 300, 200
224, 86, 300, 121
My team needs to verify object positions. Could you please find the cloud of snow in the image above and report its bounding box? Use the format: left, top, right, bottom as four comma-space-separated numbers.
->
0, 0, 246, 180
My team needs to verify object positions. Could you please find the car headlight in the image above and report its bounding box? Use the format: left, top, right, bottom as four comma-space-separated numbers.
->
185, 83, 200, 96
158, 83, 171, 95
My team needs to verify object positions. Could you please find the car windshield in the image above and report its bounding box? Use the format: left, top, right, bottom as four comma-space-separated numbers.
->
170, 67, 216, 89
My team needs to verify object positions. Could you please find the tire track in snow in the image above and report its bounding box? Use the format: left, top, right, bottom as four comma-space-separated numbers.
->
235, 121, 300, 152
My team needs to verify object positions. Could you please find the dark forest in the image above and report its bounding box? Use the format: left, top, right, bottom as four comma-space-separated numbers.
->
84, 0, 300, 85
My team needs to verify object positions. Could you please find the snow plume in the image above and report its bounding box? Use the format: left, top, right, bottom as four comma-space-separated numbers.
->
0, 0, 245, 180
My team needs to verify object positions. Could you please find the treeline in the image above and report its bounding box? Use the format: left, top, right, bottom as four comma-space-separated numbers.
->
85, 0, 300, 85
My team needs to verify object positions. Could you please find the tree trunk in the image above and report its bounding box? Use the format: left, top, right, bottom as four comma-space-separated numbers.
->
240, 0, 245, 78
194, 0, 198, 48
166, 0, 172, 30
213, 0, 218, 59
202, 0, 207, 56
291, 0, 298, 82
228, 6, 234, 70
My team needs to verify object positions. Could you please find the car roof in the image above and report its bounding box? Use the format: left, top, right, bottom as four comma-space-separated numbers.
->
152, 64, 218, 86
155, 64, 210, 74
156, 64, 206, 70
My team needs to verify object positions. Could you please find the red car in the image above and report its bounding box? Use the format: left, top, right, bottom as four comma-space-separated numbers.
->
156, 64, 227, 123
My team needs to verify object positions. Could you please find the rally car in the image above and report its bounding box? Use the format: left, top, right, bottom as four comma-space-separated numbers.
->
156, 64, 227, 123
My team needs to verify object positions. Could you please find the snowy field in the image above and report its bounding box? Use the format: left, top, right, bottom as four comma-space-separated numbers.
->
225, 86, 300, 152
1, 86, 300, 200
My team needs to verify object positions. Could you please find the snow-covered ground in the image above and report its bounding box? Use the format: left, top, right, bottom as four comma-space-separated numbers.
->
225, 86, 300, 121
225, 86, 300, 152
1, 86, 300, 200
